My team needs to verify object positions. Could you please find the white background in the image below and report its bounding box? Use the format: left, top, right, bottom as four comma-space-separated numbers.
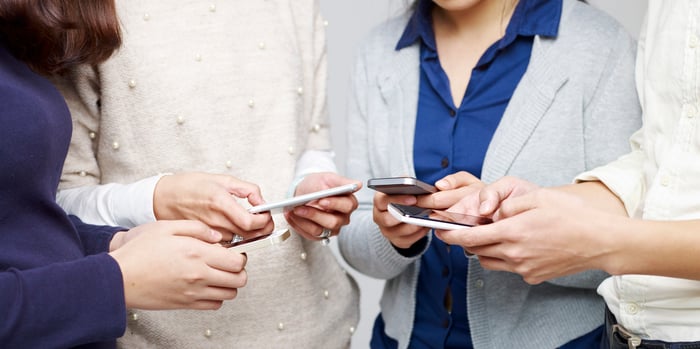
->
317, 1, 648, 347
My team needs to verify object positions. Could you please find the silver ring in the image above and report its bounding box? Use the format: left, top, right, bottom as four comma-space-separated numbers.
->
317, 228, 332, 239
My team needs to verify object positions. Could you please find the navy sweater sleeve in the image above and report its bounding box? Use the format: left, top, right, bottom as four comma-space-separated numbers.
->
0, 254, 126, 348
68, 215, 125, 256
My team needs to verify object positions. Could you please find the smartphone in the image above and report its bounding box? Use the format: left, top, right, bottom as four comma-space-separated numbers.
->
226, 228, 291, 253
388, 203, 492, 230
367, 176, 437, 195
248, 183, 359, 214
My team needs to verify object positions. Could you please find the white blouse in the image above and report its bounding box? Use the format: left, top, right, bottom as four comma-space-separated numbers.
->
577, 0, 700, 341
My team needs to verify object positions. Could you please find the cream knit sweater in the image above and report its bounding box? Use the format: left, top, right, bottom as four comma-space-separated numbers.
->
56, 0, 359, 348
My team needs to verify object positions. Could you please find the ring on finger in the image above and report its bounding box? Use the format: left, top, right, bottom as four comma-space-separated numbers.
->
317, 228, 332, 239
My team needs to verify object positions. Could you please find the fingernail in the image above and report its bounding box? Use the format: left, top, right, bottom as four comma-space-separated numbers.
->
295, 207, 308, 216
210, 230, 222, 240
319, 199, 329, 207
403, 196, 417, 205
435, 179, 447, 189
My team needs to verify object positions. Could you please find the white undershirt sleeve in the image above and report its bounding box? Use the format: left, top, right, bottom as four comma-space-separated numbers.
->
56, 174, 167, 228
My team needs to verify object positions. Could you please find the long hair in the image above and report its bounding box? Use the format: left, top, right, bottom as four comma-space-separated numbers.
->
0, 0, 121, 75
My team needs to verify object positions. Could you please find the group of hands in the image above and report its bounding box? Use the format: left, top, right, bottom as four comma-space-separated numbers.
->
107, 170, 612, 312
106, 171, 361, 311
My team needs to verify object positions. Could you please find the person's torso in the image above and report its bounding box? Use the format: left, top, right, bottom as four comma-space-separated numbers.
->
598, 0, 700, 341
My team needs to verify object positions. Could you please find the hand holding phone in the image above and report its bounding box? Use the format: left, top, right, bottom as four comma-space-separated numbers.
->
368, 176, 436, 195
388, 203, 492, 230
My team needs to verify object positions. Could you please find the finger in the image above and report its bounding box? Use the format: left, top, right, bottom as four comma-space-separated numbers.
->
316, 195, 358, 214
200, 286, 240, 301
416, 185, 479, 209
221, 175, 265, 205
478, 178, 519, 216
433, 224, 504, 249
295, 205, 350, 232
204, 245, 248, 272
287, 206, 352, 238
186, 300, 225, 311
475, 255, 512, 273
168, 220, 223, 243
202, 268, 248, 290
493, 192, 541, 221
374, 192, 417, 211
285, 212, 324, 239
215, 196, 273, 233
435, 171, 480, 190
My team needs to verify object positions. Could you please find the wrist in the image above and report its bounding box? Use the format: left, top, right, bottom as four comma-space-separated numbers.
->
109, 231, 127, 252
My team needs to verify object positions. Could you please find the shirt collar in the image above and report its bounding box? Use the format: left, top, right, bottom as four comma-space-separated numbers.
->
395, 0, 562, 52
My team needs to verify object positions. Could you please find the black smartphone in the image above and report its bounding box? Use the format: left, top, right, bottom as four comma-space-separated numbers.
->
367, 176, 437, 195
388, 203, 492, 230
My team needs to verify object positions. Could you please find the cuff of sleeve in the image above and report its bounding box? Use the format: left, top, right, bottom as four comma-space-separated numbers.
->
372, 226, 430, 271
288, 150, 337, 197
112, 174, 170, 227
575, 166, 645, 218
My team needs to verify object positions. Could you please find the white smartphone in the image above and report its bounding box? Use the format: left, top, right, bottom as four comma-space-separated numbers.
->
388, 203, 492, 230
226, 228, 291, 253
248, 183, 359, 214
367, 176, 436, 195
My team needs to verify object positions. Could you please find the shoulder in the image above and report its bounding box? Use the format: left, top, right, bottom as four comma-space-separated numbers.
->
356, 11, 412, 58
557, 0, 636, 50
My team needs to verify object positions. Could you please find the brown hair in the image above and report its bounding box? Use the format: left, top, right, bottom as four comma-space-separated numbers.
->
0, 0, 121, 75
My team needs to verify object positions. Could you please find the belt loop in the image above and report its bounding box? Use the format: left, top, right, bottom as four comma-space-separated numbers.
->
612, 324, 642, 349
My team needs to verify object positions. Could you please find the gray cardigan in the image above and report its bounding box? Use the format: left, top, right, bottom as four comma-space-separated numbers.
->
338, 1, 642, 348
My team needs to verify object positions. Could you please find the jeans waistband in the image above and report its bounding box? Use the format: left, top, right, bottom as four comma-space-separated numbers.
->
605, 307, 700, 349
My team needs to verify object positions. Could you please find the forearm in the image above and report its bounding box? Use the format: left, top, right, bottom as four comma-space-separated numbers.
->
602, 218, 700, 280
558, 181, 628, 217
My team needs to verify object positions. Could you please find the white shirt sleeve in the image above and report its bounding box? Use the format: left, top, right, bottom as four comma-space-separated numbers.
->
56, 174, 167, 228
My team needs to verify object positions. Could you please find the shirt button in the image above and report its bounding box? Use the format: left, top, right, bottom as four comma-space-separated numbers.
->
449, 109, 456, 117
475, 279, 484, 288
441, 267, 449, 277
441, 157, 449, 168
441, 319, 450, 328
684, 104, 697, 118
660, 175, 670, 187
625, 302, 640, 315
689, 34, 699, 48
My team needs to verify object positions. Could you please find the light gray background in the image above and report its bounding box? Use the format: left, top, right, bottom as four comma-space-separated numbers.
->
318, 1, 648, 347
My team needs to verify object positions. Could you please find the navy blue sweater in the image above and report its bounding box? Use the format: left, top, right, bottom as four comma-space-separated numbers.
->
0, 42, 126, 348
